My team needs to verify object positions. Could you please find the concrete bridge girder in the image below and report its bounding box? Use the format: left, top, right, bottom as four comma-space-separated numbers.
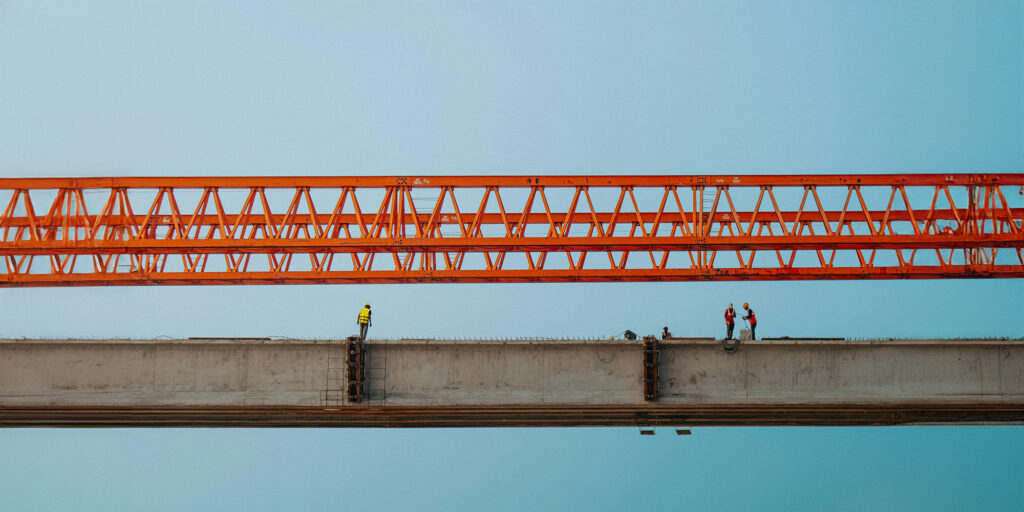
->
1, 338, 1022, 427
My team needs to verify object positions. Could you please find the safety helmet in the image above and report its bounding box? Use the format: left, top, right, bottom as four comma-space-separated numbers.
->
743, 303, 749, 308
365, 303, 371, 307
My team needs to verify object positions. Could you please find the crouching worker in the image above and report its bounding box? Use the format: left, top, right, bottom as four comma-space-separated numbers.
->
742, 302, 757, 340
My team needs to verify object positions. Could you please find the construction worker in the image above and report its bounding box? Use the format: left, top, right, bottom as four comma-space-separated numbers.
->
724, 303, 737, 339
357, 303, 372, 340
742, 303, 757, 340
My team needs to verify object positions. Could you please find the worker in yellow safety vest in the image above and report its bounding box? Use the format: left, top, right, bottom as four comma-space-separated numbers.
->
357, 303, 372, 340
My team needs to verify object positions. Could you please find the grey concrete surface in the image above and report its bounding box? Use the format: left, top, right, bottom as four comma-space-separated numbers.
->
1, 338, 1021, 409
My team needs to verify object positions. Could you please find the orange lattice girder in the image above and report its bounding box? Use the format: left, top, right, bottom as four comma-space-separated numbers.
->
1, 174, 1022, 286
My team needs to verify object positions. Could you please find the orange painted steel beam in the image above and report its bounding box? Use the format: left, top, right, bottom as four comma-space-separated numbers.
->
3, 234, 1021, 255
0, 173, 1020, 188
3, 209, 1020, 228
6, 266, 1024, 287
1, 174, 1022, 286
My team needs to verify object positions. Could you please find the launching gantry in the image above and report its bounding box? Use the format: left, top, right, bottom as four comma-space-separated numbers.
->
0, 174, 1022, 286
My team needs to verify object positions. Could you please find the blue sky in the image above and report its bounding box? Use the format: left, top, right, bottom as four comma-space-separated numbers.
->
1, 1, 1022, 510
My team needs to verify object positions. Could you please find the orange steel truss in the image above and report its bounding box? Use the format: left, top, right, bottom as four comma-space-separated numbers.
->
1, 174, 1022, 286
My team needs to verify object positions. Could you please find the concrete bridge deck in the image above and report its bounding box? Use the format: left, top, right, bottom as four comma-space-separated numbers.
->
1, 337, 1022, 427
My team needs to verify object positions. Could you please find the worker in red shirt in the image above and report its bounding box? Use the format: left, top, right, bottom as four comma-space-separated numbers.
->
742, 303, 757, 340
724, 303, 737, 339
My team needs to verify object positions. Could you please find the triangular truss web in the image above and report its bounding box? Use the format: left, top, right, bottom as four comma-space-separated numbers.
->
1, 175, 1021, 285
